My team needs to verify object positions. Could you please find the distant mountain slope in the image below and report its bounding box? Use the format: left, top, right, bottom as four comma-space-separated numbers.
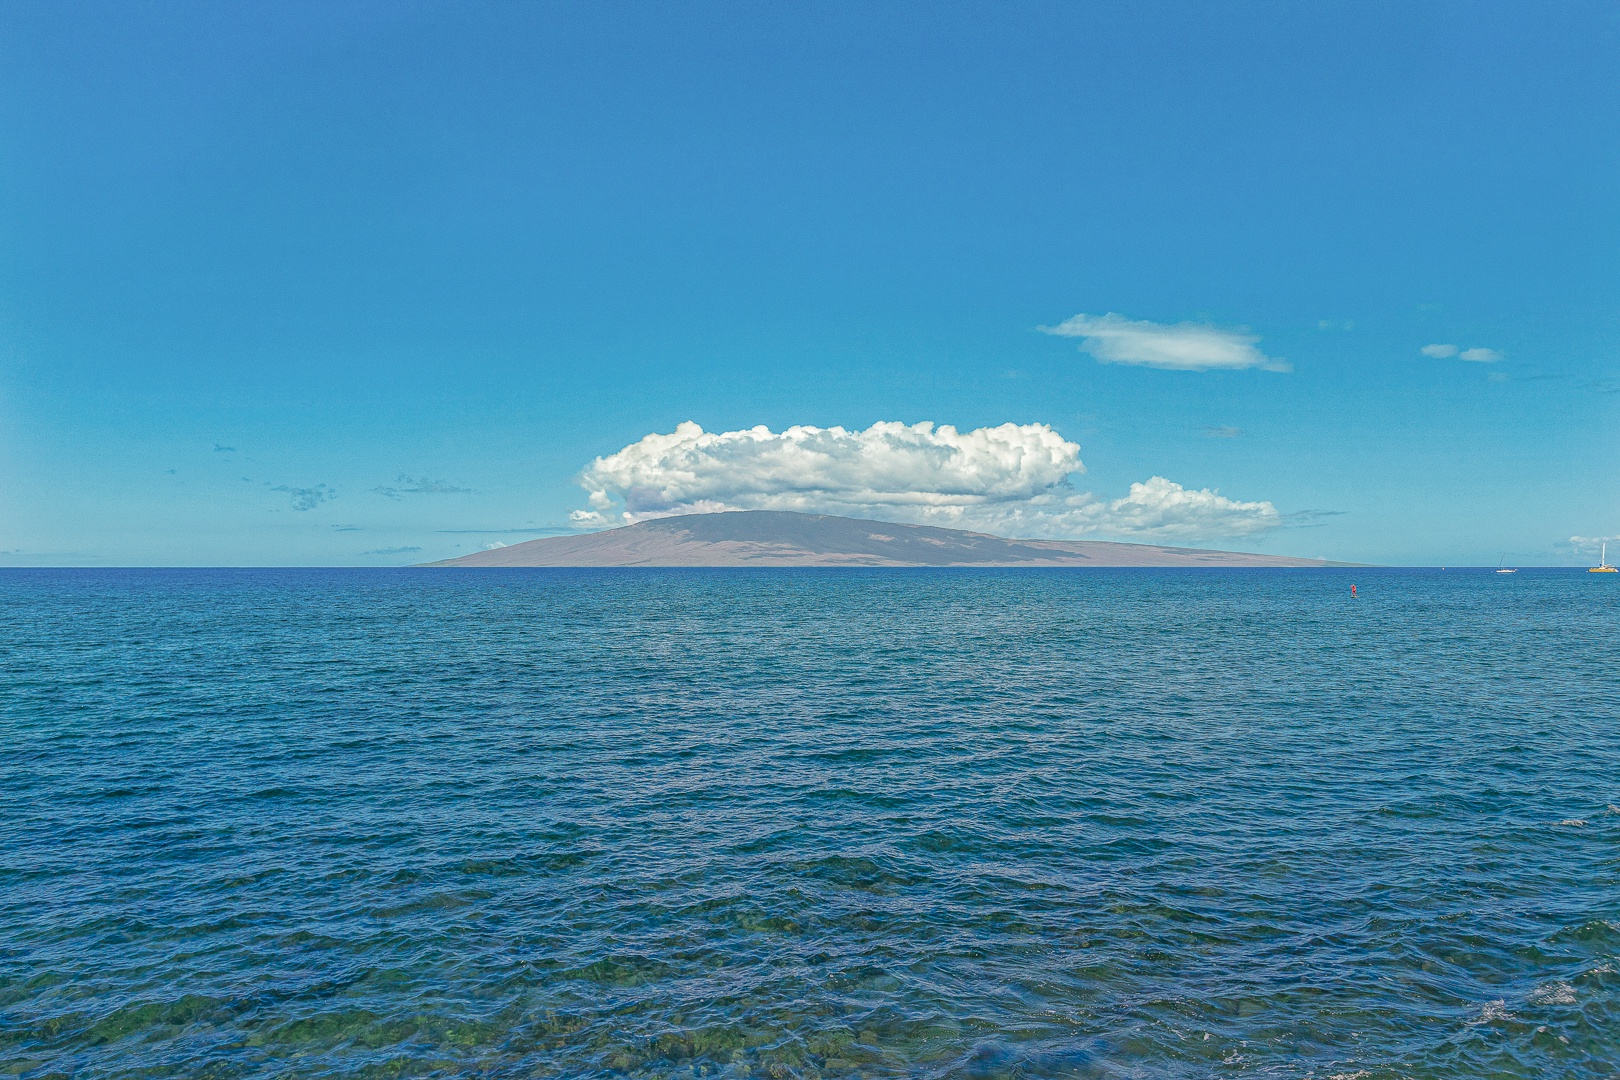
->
424, 511, 1347, 567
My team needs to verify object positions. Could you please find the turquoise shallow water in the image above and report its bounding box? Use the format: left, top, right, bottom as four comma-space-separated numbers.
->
1, 567, 1617, 1079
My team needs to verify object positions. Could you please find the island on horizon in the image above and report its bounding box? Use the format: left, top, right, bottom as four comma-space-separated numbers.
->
423, 510, 1357, 568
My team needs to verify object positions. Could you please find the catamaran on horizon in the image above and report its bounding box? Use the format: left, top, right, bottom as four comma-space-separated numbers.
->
1591, 541, 1618, 573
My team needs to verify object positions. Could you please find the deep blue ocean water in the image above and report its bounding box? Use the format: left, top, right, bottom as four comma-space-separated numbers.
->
1, 567, 1617, 1079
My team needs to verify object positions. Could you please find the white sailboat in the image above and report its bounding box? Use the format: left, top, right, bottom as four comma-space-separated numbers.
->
1591, 541, 1617, 573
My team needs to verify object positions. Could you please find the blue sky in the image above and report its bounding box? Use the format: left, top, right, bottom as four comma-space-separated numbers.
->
2, 1, 1617, 565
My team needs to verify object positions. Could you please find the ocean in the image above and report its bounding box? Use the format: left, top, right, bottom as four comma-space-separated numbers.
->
2, 568, 1616, 1078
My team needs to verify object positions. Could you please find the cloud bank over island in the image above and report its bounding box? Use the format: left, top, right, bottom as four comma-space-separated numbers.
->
1040, 313, 1290, 372
570, 421, 1280, 540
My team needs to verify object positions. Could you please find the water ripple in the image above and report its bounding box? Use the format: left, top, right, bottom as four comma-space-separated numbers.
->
1, 567, 1616, 1078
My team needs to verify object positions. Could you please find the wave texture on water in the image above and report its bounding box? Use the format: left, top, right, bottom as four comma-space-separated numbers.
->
1, 568, 1617, 1078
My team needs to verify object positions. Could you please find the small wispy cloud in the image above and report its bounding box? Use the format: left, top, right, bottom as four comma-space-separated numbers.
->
1285, 509, 1347, 529
436, 527, 564, 535
213, 444, 237, 453
363, 546, 422, 556
1569, 534, 1620, 550
372, 476, 473, 499
1422, 343, 1502, 362
331, 525, 362, 532
1204, 425, 1243, 439
1578, 378, 1620, 394
1040, 313, 1289, 373
272, 484, 335, 511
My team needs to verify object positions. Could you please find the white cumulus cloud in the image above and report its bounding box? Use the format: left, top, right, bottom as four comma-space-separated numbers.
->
1421, 343, 1459, 358
571, 421, 1281, 541
1040, 313, 1290, 372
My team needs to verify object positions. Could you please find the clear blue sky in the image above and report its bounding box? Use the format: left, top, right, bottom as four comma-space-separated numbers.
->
2, 1, 1616, 565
